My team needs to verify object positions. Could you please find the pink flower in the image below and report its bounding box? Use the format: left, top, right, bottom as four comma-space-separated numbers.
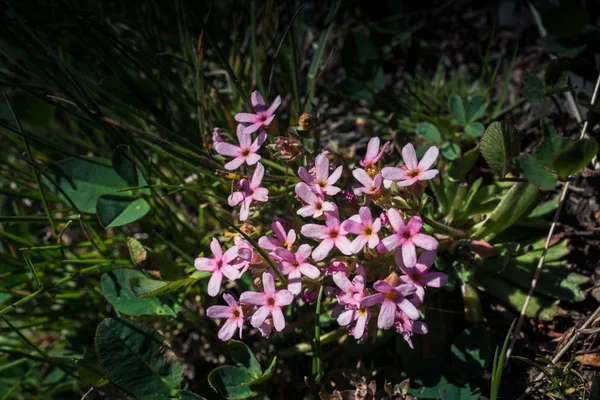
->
298, 153, 343, 196
206, 293, 244, 341
360, 137, 390, 167
215, 125, 267, 170
361, 280, 419, 329
234, 91, 282, 135
323, 261, 348, 276
337, 306, 371, 340
352, 169, 382, 196
240, 272, 294, 332
228, 163, 269, 221
333, 272, 365, 308
295, 182, 336, 218
195, 239, 242, 296
233, 236, 254, 274
212, 128, 224, 145
397, 250, 447, 302
381, 144, 439, 187
341, 207, 381, 253
258, 220, 296, 251
274, 244, 321, 295
377, 209, 438, 267
395, 309, 428, 349
301, 208, 353, 261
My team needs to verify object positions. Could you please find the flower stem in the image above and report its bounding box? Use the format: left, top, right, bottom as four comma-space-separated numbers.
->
420, 214, 468, 239
312, 284, 325, 382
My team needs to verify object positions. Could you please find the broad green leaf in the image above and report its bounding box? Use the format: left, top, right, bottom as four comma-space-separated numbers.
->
450, 95, 466, 125
409, 358, 455, 398
465, 122, 484, 137
552, 139, 598, 178
438, 383, 484, 400
451, 325, 492, 378
112, 146, 149, 194
97, 195, 150, 228
448, 145, 479, 181
533, 118, 567, 168
129, 276, 200, 299
522, 72, 545, 102
472, 183, 538, 241
465, 95, 486, 123
543, 35, 587, 58
175, 391, 208, 399
228, 341, 262, 378
416, 122, 442, 143
95, 318, 182, 398
249, 357, 277, 385
45, 158, 130, 213
516, 155, 557, 190
440, 142, 460, 160
476, 275, 560, 320
480, 122, 521, 177
101, 269, 176, 317
208, 365, 256, 400
545, 58, 570, 88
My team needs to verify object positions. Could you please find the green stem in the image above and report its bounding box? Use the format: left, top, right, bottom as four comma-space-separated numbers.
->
313, 284, 325, 382
420, 214, 468, 238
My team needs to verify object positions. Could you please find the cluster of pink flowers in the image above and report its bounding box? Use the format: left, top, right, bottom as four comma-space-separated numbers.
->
198, 91, 447, 346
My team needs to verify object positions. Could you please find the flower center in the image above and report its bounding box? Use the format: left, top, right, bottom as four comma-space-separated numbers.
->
385, 291, 399, 301
402, 231, 412, 239
317, 180, 327, 188
329, 229, 339, 239
406, 168, 420, 178
232, 309, 240, 318
292, 261, 300, 268
267, 297, 275, 306
365, 164, 379, 177
281, 241, 290, 249
315, 201, 323, 210
357, 308, 368, 317
363, 226, 373, 237
411, 272, 420, 281
258, 113, 268, 122
241, 148, 251, 157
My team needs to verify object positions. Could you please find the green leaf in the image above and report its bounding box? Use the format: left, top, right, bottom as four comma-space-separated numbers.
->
76, 349, 106, 391
416, 122, 442, 143
473, 183, 539, 241
208, 366, 256, 400
533, 119, 568, 168
228, 341, 262, 378
465, 95, 486, 123
129, 276, 201, 299
545, 58, 570, 88
45, 158, 131, 213
477, 275, 560, 320
438, 383, 483, 399
127, 237, 147, 265
112, 146, 149, 194
95, 318, 182, 398
97, 195, 150, 228
480, 122, 521, 177
450, 95, 466, 125
451, 325, 493, 379
448, 146, 479, 181
440, 142, 460, 160
522, 72, 545, 102
465, 122, 484, 137
101, 269, 176, 317
552, 139, 598, 178
543, 35, 587, 58
517, 155, 557, 190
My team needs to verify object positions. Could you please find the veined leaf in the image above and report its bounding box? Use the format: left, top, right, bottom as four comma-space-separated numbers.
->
552, 139, 598, 178
480, 122, 520, 177
97, 195, 150, 228
517, 154, 557, 190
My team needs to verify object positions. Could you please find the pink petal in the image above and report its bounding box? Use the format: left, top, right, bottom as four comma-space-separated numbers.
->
234, 113, 258, 123
358, 207, 373, 225
324, 208, 341, 229
401, 143, 418, 170
311, 239, 334, 261
386, 209, 405, 233
251, 91, 266, 109
240, 291, 266, 305
251, 163, 264, 188
242, 121, 263, 135
379, 234, 402, 253
271, 307, 286, 331
210, 239, 223, 258
228, 191, 243, 207
223, 293, 238, 308
262, 272, 276, 295
239, 200, 250, 221
397, 298, 420, 320
337, 309, 356, 326
396, 177, 418, 187
394, 251, 411, 275
406, 216, 423, 235
374, 141, 390, 163
299, 263, 321, 279
221, 265, 241, 281
237, 125, 251, 147
297, 205, 316, 217
352, 168, 373, 188
353, 311, 369, 338
361, 293, 384, 308
250, 305, 270, 328
215, 142, 240, 157
266, 95, 282, 115
246, 153, 261, 166
301, 224, 328, 239
327, 165, 343, 185
341, 219, 363, 235
253, 187, 269, 202
222, 247, 239, 264
314, 153, 329, 181
194, 257, 212, 271
274, 248, 295, 263
206, 305, 231, 319
335, 236, 353, 255
412, 233, 438, 250
323, 185, 341, 196
296, 244, 312, 262
402, 241, 417, 268
271, 221, 286, 241
417, 250, 437, 268
295, 182, 318, 204
367, 234, 379, 249
224, 157, 246, 171
365, 137, 380, 161
381, 167, 406, 181
412, 321, 428, 335
397, 283, 417, 296
423, 272, 447, 288
207, 271, 223, 297
252, 131, 267, 150
333, 272, 353, 292
378, 300, 396, 329
373, 280, 393, 293
351, 236, 368, 254
298, 167, 314, 184
287, 270, 302, 295
275, 289, 294, 306
217, 318, 238, 341
417, 146, 439, 170
287, 229, 296, 245
417, 169, 439, 180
